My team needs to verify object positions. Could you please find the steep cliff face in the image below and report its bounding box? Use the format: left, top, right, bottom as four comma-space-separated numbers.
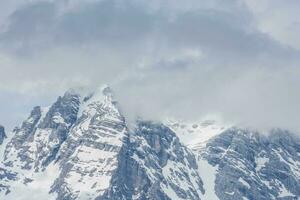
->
50, 87, 128, 200
197, 128, 300, 200
100, 121, 204, 200
1, 87, 300, 200
4, 91, 81, 171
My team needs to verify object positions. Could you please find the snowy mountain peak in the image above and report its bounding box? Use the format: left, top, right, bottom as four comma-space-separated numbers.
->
81, 85, 115, 103
76, 85, 120, 121
166, 119, 229, 150
1, 86, 300, 200
101, 84, 113, 95
64, 86, 92, 97
99, 85, 116, 106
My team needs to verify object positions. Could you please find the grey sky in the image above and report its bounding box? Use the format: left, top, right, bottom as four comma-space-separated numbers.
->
0, 0, 300, 132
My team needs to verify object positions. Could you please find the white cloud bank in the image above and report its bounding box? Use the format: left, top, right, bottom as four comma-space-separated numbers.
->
0, 0, 300, 132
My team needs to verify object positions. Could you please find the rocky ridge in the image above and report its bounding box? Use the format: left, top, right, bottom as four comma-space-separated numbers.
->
0, 86, 299, 200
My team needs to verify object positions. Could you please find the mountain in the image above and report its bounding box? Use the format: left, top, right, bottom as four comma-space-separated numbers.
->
198, 128, 300, 200
0, 86, 300, 200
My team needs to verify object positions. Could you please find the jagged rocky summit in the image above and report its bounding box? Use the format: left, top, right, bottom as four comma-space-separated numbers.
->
0, 86, 300, 200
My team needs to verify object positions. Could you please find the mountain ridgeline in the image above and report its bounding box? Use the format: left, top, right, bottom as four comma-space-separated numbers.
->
0, 86, 300, 200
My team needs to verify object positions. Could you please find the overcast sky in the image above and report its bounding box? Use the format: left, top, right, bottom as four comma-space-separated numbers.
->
0, 0, 300, 132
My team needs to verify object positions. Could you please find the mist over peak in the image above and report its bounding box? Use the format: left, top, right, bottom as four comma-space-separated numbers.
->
0, 0, 300, 133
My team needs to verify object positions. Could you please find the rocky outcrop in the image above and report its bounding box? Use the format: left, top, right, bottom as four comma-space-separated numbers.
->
4, 91, 80, 171
50, 87, 127, 200
0, 167, 17, 195
100, 121, 204, 200
198, 128, 300, 200
0, 125, 6, 145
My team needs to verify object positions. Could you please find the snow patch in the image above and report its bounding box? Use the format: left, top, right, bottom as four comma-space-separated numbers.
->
2, 163, 59, 200
255, 156, 269, 172
166, 119, 229, 150
238, 177, 250, 189
197, 158, 219, 200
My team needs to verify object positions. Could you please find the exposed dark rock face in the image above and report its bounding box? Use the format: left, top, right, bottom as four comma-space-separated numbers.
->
0, 125, 6, 145
0, 167, 17, 195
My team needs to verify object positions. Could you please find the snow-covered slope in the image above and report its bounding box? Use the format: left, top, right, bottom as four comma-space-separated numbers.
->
166, 119, 228, 150
1, 86, 300, 200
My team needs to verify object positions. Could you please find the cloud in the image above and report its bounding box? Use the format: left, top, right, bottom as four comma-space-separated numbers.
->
0, 0, 300, 132
243, 0, 300, 50
0, 0, 157, 55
